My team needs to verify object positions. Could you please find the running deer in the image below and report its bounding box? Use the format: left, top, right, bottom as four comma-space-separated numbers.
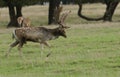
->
5, 11, 71, 57
17, 16, 31, 27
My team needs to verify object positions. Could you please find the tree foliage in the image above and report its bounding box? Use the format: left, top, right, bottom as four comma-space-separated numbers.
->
0, 0, 120, 27
0, 0, 49, 27
5, 0, 42, 6
0, 0, 6, 7
0, 0, 49, 7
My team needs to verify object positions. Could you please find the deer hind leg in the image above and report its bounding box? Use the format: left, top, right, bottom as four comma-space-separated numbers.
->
18, 41, 24, 57
5, 41, 19, 57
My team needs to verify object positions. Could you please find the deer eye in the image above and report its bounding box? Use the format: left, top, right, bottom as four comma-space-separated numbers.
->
61, 30, 65, 33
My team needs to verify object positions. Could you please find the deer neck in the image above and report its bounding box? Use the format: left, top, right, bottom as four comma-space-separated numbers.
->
49, 27, 60, 38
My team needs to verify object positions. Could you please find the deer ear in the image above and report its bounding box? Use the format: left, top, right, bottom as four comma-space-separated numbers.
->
60, 24, 70, 29
58, 23, 70, 29
57, 22, 67, 28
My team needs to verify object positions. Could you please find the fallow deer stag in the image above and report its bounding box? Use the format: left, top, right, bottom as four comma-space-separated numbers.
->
5, 11, 71, 57
17, 16, 31, 27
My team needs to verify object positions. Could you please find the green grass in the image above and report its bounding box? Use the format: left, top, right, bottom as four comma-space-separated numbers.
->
0, 22, 120, 77
1, 4, 120, 77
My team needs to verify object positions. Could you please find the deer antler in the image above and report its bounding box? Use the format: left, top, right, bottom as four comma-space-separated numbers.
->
53, 6, 63, 23
59, 10, 71, 24
58, 10, 71, 29
53, 6, 71, 28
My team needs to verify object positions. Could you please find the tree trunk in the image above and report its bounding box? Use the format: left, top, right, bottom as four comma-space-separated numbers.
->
48, 0, 60, 25
16, 5, 22, 18
77, 1, 119, 22
7, 5, 23, 28
103, 1, 119, 21
7, 4, 18, 27
78, 3, 104, 21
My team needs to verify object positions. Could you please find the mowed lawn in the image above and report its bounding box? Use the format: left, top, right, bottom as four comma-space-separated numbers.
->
0, 3, 120, 77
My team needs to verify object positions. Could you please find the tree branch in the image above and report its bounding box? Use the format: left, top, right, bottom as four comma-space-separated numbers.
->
77, 3, 104, 21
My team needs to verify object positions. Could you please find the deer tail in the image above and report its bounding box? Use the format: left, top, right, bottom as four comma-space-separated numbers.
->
12, 30, 17, 40
12, 33, 14, 39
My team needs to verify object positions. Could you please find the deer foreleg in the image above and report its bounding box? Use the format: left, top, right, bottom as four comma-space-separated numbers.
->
42, 41, 50, 47
42, 41, 52, 57
41, 43, 44, 50
40, 41, 50, 49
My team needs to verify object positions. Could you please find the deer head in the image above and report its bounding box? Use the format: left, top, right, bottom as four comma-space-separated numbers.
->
17, 16, 31, 27
54, 10, 71, 38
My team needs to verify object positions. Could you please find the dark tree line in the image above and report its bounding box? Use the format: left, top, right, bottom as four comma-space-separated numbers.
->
2, 0, 42, 27
0, 0, 120, 27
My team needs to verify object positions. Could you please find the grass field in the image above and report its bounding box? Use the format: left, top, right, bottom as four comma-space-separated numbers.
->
0, 3, 120, 77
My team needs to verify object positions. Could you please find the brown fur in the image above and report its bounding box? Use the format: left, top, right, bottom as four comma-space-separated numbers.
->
17, 16, 31, 27
5, 26, 68, 57
6, 10, 71, 57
